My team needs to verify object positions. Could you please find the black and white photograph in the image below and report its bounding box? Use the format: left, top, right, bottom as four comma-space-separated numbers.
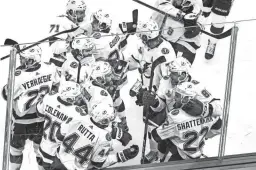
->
0, 0, 256, 169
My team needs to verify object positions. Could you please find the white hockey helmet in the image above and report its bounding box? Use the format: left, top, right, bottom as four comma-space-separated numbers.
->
136, 19, 159, 42
66, 0, 87, 23
166, 57, 191, 82
172, 0, 190, 8
90, 61, 113, 86
71, 35, 96, 59
174, 82, 197, 104
90, 102, 115, 126
20, 45, 42, 68
91, 9, 112, 32
59, 81, 82, 104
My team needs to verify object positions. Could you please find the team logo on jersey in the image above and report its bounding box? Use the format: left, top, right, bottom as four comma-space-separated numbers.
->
161, 48, 169, 54
171, 109, 179, 115
93, 32, 101, 39
167, 27, 174, 35
15, 70, 21, 76
70, 62, 78, 68
105, 133, 112, 141
100, 90, 108, 96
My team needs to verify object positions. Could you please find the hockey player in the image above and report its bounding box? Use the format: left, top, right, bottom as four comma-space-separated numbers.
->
52, 102, 139, 170
90, 60, 130, 132
89, 9, 132, 62
151, 0, 204, 64
49, 0, 92, 67
61, 34, 96, 84
137, 57, 222, 162
128, 19, 176, 89
150, 82, 222, 161
36, 81, 87, 169
1, 45, 61, 170
203, 0, 233, 59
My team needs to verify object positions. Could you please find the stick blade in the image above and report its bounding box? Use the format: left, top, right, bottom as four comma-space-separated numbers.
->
4, 39, 18, 46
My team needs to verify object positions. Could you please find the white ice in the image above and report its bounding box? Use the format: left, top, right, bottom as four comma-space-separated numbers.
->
0, 0, 256, 169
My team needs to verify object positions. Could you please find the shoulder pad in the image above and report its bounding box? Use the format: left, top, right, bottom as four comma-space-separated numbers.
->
105, 132, 112, 141
171, 109, 179, 116
15, 70, 21, 76
161, 48, 169, 54
70, 61, 78, 68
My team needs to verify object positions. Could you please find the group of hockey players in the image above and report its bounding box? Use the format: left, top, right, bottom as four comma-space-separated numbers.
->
2, 0, 233, 169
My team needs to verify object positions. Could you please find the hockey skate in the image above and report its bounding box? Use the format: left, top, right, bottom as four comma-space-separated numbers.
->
141, 151, 159, 164
205, 40, 217, 60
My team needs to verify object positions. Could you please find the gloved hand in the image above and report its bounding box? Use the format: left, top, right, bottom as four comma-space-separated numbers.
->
117, 145, 139, 162
183, 13, 201, 39
142, 91, 158, 106
111, 124, 132, 146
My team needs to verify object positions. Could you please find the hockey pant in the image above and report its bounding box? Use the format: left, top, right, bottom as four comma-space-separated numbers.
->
113, 90, 126, 120
10, 121, 44, 170
170, 41, 200, 65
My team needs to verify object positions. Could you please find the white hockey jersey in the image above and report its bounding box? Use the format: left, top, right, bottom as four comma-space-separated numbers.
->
57, 116, 117, 170
152, 77, 223, 118
151, 0, 203, 44
11, 63, 60, 124
154, 108, 221, 159
49, 14, 93, 66
37, 93, 85, 163
81, 83, 113, 114
91, 26, 128, 61
61, 52, 95, 84
129, 37, 176, 87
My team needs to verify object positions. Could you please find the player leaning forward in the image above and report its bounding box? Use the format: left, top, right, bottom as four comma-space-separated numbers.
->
39, 89, 138, 169
1, 46, 61, 170
151, 0, 204, 64
138, 57, 223, 162
49, 0, 92, 67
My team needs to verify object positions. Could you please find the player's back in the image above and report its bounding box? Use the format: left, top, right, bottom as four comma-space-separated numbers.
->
13, 62, 59, 124
62, 53, 93, 83
84, 83, 113, 113
166, 108, 220, 159
37, 92, 82, 158
92, 26, 127, 61
58, 116, 112, 170
151, 0, 185, 43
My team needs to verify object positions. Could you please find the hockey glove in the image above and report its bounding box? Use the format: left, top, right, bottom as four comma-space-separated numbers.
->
183, 13, 201, 39
117, 145, 139, 162
182, 98, 206, 117
111, 124, 132, 146
135, 87, 147, 106
142, 91, 158, 106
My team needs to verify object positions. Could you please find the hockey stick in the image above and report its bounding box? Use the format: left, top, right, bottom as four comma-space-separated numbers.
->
141, 56, 166, 164
133, 0, 232, 39
1, 27, 79, 61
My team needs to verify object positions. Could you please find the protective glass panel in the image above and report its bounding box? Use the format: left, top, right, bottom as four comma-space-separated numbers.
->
225, 20, 256, 156
1, 0, 254, 170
